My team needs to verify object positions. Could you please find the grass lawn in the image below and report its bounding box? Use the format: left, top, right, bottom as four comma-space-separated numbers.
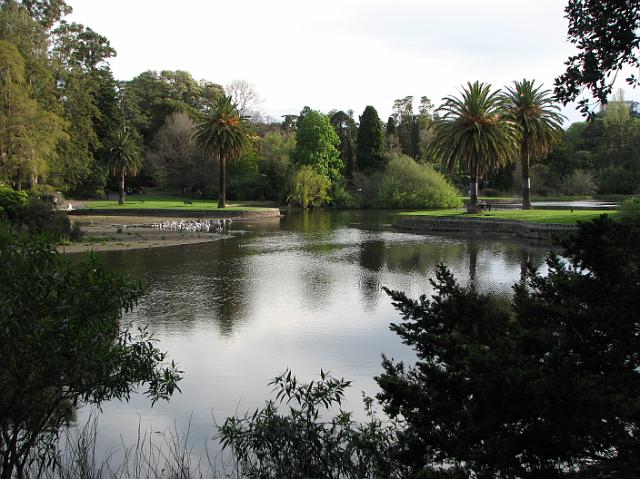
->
460, 195, 594, 202
399, 208, 617, 225
79, 195, 274, 211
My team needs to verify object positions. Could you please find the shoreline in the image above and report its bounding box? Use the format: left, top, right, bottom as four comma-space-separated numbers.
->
60, 215, 238, 253
67, 207, 282, 219
58, 235, 231, 253
394, 216, 577, 242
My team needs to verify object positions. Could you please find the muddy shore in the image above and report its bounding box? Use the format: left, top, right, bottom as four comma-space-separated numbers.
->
59, 215, 234, 253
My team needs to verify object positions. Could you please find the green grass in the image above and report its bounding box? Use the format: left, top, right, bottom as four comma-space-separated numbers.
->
399, 208, 617, 225
460, 195, 596, 202
80, 195, 273, 211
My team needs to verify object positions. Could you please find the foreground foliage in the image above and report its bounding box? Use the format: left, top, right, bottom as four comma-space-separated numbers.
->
0, 183, 75, 239
219, 370, 405, 479
555, 0, 640, 116
0, 225, 182, 478
377, 215, 640, 477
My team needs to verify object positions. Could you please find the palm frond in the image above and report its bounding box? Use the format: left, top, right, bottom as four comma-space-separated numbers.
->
434, 81, 518, 177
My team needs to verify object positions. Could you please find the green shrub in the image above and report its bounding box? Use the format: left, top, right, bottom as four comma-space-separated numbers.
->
0, 184, 73, 239
560, 170, 598, 196
0, 183, 28, 222
219, 370, 404, 478
288, 165, 331, 209
377, 154, 462, 209
28, 183, 61, 197
21, 197, 72, 239
331, 186, 363, 209
618, 196, 640, 225
351, 172, 380, 208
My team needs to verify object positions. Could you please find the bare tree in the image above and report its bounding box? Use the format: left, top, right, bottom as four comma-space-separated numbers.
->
225, 79, 263, 121
146, 112, 213, 193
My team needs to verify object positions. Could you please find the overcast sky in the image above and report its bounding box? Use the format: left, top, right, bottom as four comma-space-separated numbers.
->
67, 0, 635, 124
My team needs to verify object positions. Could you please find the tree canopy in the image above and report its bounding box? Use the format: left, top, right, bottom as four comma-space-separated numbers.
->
193, 94, 250, 207
554, 0, 640, 116
434, 81, 517, 212
504, 79, 564, 208
292, 108, 342, 185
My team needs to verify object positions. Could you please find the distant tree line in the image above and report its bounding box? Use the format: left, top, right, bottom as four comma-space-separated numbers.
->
1, 0, 639, 212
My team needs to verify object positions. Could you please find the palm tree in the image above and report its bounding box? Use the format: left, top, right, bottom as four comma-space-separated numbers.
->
434, 81, 518, 213
106, 131, 143, 205
193, 95, 249, 208
504, 79, 565, 209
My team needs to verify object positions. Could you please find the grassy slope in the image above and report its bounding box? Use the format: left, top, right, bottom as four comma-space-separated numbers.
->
80, 195, 273, 211
399, 208, 617, 225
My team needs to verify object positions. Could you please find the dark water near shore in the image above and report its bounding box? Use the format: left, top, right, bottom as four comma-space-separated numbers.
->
81, 210, 551, 460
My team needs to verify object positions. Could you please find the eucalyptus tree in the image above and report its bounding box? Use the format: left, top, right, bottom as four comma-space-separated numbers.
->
434, 81, 518, 213
105, 130, 143, 205
504, 79, 564, 209
193, 94, 250, 208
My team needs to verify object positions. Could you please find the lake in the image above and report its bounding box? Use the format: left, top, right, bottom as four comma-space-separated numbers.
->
80, 210, 551, 464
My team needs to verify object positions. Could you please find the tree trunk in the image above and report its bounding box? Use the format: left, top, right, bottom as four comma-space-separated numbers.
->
119, 167, 125, 205
468, 177, 479, 213
521, 147, 532, 210
15, 167, 21, 192
218, 156, 226, 209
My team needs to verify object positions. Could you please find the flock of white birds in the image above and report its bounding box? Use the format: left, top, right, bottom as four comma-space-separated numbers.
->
150, 218, 232, 233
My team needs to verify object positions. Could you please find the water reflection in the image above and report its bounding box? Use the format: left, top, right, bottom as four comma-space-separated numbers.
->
358, 234, 386, 310
107, 239, 252, 336
91, 210, 551, 461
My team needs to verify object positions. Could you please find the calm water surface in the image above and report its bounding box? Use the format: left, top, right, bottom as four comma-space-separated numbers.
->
83, 210, 550, 458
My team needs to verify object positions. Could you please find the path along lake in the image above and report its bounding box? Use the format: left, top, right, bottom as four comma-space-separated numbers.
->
80, 210, 551, 461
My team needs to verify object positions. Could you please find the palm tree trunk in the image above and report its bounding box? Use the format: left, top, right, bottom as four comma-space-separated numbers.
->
522, 147, 532, 210
218, 156, 226, 209
119, 167, 125, 205
468, 176, 479, 213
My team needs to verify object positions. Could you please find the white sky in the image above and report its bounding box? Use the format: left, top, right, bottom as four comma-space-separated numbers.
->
67, 0, 637, 125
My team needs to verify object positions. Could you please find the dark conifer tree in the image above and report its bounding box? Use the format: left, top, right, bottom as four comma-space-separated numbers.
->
356, 106, 385, 174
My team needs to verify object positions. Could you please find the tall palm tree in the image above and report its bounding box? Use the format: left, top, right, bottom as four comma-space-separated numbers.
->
504, 79, 565, 209
434, 81, 518, 213
193, 95, 249, 208
106, 131, 143, 205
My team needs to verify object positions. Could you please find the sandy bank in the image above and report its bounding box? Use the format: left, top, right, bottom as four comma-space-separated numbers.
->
59, 215, 234, 253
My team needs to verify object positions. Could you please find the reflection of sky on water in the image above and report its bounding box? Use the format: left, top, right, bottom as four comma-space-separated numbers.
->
79, 210, 550, 463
